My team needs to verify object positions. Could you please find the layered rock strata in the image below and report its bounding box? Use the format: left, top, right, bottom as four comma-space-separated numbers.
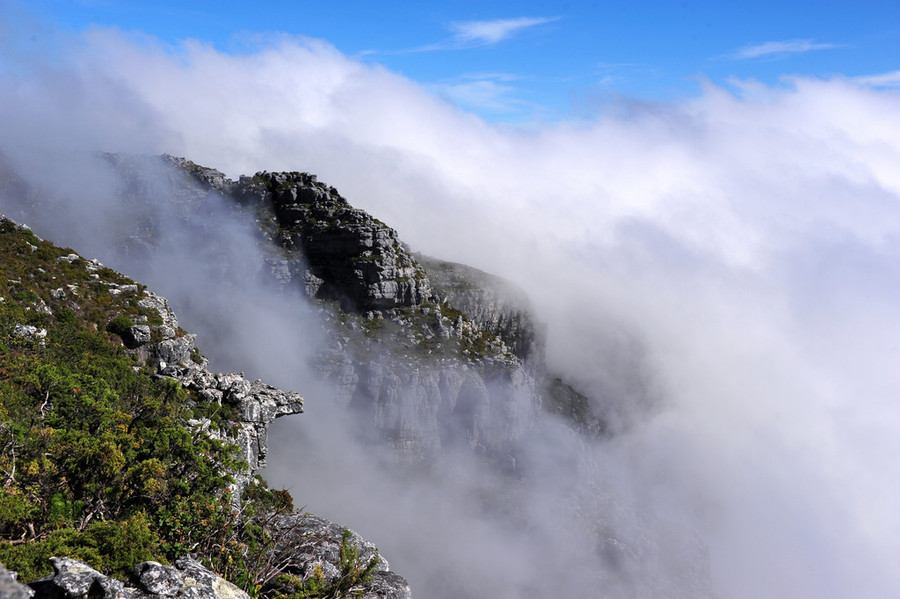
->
236, 171, 432, 312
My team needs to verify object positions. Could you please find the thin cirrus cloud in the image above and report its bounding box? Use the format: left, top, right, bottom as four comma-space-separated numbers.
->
449, 16, 558, 45
730, 38, 842, 59
415, 16, 559, 52
854, 70, 900, 87
429, 72, 528, 113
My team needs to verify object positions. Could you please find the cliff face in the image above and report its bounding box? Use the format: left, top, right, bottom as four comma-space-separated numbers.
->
157, 157, 565, 464
239, 171, 432, 312
0, 154, 713, 599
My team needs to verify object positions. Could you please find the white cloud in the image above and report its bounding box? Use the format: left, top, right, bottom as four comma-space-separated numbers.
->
730, 38, 841, 59
3, 23, 900, 599
449, 16, 558, 46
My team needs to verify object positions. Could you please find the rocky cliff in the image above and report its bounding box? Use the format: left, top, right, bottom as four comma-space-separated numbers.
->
123, 289, 305, 495
0, 153, 712, 599
156, 156, 601, 464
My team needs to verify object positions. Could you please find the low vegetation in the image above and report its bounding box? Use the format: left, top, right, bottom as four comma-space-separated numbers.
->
0, 219, 310, 593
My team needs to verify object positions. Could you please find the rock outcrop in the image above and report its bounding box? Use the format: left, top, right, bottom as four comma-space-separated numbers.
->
260, 513, 410, 599
25, 557, 248, 599
0, 564, 33, 599
416, 255, 543, 364
156, 158, 588, 463
2, 514, 411, 599
236, 171, 431, 312
122, 289, 305, 495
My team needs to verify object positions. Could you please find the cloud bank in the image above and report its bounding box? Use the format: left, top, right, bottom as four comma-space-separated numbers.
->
2, 18, 900, 599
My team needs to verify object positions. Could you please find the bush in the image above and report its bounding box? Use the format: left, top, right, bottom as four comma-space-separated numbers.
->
0, 513, 159, 582
105, 315, 134, 337
0, 219, 248, 583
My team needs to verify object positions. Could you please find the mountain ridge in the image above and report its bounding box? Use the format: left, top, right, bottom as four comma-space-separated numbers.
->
0, 152, 714, 599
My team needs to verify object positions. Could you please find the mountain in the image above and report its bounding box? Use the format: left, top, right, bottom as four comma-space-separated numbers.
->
0, 153, 714, 599
159, 155, 605, 461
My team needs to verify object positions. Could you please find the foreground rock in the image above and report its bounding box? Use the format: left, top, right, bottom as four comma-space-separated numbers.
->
23, 556, 246, 599
5, 512, 411, 599
0, 564, 33, 599
259, 514, 411, 599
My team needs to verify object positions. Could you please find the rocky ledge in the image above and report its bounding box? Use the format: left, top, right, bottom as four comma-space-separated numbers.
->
98, 285, 305, 496
1, 513, 411, 599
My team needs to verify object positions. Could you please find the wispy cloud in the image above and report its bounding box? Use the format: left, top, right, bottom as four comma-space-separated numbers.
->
429, 73, 523, 113
449, 16, 558, 46
390, 16, 560, 55
729, 38, 841, 59
854, 70, 900, 88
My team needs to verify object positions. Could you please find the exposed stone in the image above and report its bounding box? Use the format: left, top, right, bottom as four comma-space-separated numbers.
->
134, 562, 183, 596
15, 526, 408, 599
26, 558, 249, 599
29, 557, 103, 599
260, 514, 411, 599
125, 289, 304, 497
0, 563, 34, 599
137, 292, 179, 330
234, 171, 432, 312
121, 325, 150, 349
13, 324, 46, 339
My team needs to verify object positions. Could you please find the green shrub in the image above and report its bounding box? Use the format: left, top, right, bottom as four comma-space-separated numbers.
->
0, 513, 160, 582
105, 315, 134, 337
0, 219, 255, 584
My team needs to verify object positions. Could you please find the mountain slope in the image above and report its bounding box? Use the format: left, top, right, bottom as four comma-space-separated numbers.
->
0, 216, 410, 598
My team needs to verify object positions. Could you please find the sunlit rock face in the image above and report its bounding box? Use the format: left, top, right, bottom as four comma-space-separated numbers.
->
159, 157, 551, 463
1, 152, 601, 460
191, 166, 434, 313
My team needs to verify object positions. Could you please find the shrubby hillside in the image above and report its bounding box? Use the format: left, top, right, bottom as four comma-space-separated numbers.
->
0, 217, 409, 599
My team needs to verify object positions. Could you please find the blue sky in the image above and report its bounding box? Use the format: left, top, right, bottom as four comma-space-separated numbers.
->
17, 0, 900, 121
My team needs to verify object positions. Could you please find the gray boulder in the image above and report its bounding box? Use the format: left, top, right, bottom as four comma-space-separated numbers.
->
0, 563, 34, 599
25, 557, 248, 599
260, 513, 411, 599
121, 325, 151, 349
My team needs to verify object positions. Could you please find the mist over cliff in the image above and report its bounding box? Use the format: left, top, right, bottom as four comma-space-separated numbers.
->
2, 14, 900, 599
